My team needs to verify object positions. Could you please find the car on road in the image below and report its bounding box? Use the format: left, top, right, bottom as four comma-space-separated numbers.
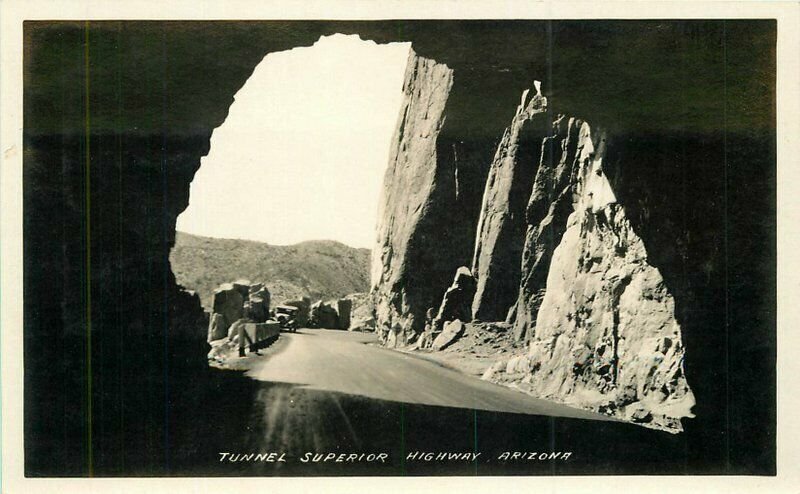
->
275, 305, 299, 332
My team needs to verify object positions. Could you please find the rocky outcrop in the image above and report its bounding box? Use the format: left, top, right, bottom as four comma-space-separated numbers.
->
510, 115, 590, 342
501, 120, 695, 432
371, 49, 455, 345
433, 267, 477, 330
208, 280, 274, 341
344, 292, 376, 331
209, 283, 245, 341
372, 79, 693, 432
382, 82, 695, 430
309, 300, 339, 329
471, 83, 549, 322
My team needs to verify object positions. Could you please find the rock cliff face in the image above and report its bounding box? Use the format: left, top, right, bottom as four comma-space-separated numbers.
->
371, 49, 455, 346
471, 84, 549, 322
372, 75, 696, 430
506, 119, 694, 432
510, 116, 591, 342
375, 83, 698, 429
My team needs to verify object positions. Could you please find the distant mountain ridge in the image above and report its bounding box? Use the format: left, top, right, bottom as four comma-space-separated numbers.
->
170, 231, 371, 311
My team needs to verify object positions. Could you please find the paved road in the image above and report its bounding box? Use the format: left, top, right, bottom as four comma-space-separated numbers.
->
193, 329, 689, 475
246, 328, 611, 420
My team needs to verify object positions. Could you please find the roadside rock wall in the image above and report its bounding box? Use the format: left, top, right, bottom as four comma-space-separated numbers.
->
510, 121, 695, 432
471, 84, 550, 322
371, 49, 455, 346
385, 83, 698, 430
510, 116, 590, 342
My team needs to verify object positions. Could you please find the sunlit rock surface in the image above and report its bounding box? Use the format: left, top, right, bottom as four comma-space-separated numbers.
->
510, 115, 588, 342
504, 120, 694, 432
371, 49, 454, 346
471, 83, 549, 322
374, 77, 696, 431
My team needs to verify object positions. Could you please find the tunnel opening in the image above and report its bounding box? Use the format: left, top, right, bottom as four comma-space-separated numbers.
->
169, 34, 411, 333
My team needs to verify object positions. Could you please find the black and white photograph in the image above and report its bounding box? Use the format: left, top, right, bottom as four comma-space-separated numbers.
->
2, 1, 798, 492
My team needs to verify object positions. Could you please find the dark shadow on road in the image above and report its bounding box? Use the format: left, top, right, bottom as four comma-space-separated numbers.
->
167, 376, 701, 477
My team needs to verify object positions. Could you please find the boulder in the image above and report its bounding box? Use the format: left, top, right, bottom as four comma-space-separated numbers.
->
309, 300, 339, 329
207, 337, 238, 361
337, 299, 352, 330
209, 283, 244, 338
432, 319, 465, 351
249, 284, 271, 311
232, 279, 251, 299
344, 292, 375, 331
627, 403, 654, 424
207, 312, 228, 342
433, 267, 477, 330
247, 284, 270, 323
505, 354, 530, 374
416, 330, 433, 350
350, 316, 375, 332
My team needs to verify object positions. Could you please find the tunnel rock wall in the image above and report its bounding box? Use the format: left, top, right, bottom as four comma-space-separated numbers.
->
23, 23, 331, 475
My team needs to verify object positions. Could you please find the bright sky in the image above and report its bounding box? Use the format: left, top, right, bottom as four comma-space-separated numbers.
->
176, 34, 411, 249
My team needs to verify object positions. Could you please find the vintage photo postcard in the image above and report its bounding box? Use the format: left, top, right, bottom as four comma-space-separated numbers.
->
2, 1, 799, 493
